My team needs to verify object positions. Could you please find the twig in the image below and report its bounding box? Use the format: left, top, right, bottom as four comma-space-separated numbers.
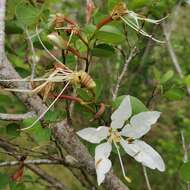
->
0, 159, 62, 167
180, 129, 188, 163
162, 22, 190, 95
112, 46, 137, 100
0, 111, 36, 121
142, 165, 152, 190
27, 165, 69, 190
0, 139, 70, 190
25, 28, 37, 79
0, 0, 5, 57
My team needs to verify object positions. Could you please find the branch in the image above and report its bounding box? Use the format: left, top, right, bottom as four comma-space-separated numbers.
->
0, 138, 69, 190
162, 14, 190, 96
0, 158, 75, 167
112, 46, 137, 100
26, 164, 69, 190
0, 0, 5, 56
0, 159, 60, 167
0, 111, 36, 121
0, 1, 129, 189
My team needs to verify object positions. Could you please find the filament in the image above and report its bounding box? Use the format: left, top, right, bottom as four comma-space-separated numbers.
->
36, 26, 72, 71
66, 29, 74, 48
113, 140, 131, 183
120, 16, 165, 43
21, 82, 70, 131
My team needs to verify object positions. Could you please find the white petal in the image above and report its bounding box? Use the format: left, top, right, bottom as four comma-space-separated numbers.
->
95, 142, 112, 185
121, 111, 161, 138
120, 139, 165, 172
77, 126, 109, 144
120, 138, 139, 157
111, 95, 132, 129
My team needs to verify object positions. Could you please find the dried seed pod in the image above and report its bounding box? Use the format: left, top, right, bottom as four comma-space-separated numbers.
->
111, 2, 128, 20
69, 70, 96, 90
48, 13, 65, 28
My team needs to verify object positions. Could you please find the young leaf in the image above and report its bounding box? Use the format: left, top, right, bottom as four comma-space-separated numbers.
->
164, 88, 186, 100
16, 4, 41, 27
160, 70, 174, 84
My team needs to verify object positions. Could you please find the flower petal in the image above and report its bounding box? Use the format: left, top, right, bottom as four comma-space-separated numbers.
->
95, 142, 112, 185
111, 95, 132, 129
121, 111, 161, 138
120, 139, 165, 172
77, 126, 109, 144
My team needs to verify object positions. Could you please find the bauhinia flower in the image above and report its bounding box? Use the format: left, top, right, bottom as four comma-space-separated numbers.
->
77, 95, 165, 185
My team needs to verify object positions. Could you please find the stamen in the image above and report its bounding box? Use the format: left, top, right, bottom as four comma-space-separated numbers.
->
120, 16, 165, 43
36, 26, 71, 70
66, 29, 74, 48
20, 82, 70, 131
113, 140, 131, 183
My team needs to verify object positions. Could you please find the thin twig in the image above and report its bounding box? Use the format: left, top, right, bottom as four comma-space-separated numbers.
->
162, 22, 190, 95
112, 46, 137, 100
0, 159, 62, 167
27, 164, 69, 190
0, 111, 36, 121
180, 129, 188, 163
25, 28, 37, 79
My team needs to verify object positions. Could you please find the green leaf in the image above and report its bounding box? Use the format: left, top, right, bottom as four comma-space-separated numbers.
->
33, 38, 53, 50
44, 111, 62, 123
127, 0, 152, 9
16, 4, 41, 27
22, 118, 51, 144
160, 70, 174, 84
5, 21, 23, 34
0, 173, 9, 190
77, 88, 94, 101
92, 44, 115, 57
112, 95, 148, 115
130, 96, 148, 114
107, 0, 118, 11
164, 88, 185, 100
6, 123, 20, 138
9, 181, 26, 190
83, 24, 96, 37
180, 162, 190, 182
95, 25, 125, 44
184, 75, 190, 86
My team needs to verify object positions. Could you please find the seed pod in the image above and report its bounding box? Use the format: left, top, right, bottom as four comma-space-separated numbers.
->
111, 2, 128, 20
69, 71, 96, 90
48, 13, 65, 28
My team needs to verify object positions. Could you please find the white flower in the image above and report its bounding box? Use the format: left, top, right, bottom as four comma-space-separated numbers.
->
77, 95, 165, 185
